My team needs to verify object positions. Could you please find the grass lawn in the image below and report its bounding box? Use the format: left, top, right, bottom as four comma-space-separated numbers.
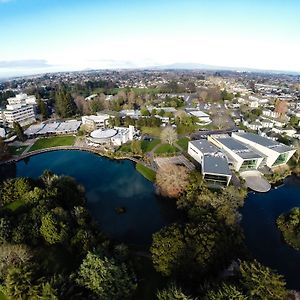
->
141, 139, 160, 153
8, 145, 27, 155
176, 137, 189, 151
118, 143, 132, 153
141, 127, 162, 137
29, 136, 75, 152
154, 144, 177, 155
176, 124, 200, 135
136, 163, 156, 182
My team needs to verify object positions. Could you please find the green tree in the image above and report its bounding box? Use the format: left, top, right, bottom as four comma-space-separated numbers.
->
77, 252, 137, 299
5, 265, 34, 299
240, 260, 287, 300
55, 86, 77, 118
157, 283, 196, 300
204, 283, 247, 300
40, 207, 70, 244
13, 121, 26, 141
0, 177, 31, 206
0, 137, 9, 161
37, 99, 49, 120
131, 140, 142, 155
0, 217, 11, 243
151, 224, 185, 276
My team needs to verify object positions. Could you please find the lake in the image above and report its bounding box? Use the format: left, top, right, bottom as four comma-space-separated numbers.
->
13, 150, 178, 246
5, 150, 300, 288
241, 176, 300, 289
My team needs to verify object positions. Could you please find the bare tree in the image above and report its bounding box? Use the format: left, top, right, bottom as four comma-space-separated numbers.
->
160, 127, 178, 145
156, 164, 189, 198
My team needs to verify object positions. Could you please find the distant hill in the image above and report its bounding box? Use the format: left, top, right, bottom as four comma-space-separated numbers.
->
148, 62, 300, 75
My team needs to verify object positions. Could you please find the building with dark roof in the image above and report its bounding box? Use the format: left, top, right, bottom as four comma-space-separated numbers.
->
232, 132, 295, 168
188, 139, 232, 186
208, 134, 264, 171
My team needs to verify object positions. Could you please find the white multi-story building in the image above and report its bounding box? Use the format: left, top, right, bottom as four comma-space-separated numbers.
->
208, 135, 264, 171
232, 132, 296, 168
1, 104, 36, 128
81, 114, 111, 131
7, 93, 37, 106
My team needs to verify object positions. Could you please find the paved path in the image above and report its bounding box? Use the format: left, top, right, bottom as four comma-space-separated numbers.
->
240, 170, 271, 192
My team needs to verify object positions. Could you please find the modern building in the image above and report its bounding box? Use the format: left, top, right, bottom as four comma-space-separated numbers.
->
0, 103, 36, 128
187, 110, 211, 124
88, 125, 137, 146
24, 120, 81, 137
188, 139, 232, 186
7, 94, 37, 106
81, 114, 111, 131
232, 132, 296, 168
208, 134, 264, 171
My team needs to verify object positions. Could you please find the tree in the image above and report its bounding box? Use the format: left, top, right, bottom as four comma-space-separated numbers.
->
151, 224, 186, 276
37, 99, 49, 120
77, 252, 136, 299
204, 283, 247, 300
0, 177, 31, 206
151, 216, 240, 279
0, 244, 33, 280
13, 121, 26, 141
55, 86, 77, 118
40, 207, 70, 244
156, 165, 189, 198
160, 126, 178, 145
0, 217, 11, 243
131, 140, 142, 155
0, 137, 9, 161
240, 260, 287, 300
5, 265, 34, 299
157, 283, 196, 300
277, 207, 300, 250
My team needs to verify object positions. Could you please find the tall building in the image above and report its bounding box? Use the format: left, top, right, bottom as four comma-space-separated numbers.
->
0, 94, 37, 128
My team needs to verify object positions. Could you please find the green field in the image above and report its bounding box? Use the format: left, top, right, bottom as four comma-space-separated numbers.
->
154, 143, 178, 155
118, 143, 132, 153
141, 127, 162, 137
176, 137, 189, 151
136, 163, 156, 182
141, 139, 160, 153
8, 145, 27, 155
4, 198, 26, 212
29, 136, 75, 152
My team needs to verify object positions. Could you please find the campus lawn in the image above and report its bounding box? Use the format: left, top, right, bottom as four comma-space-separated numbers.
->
141, 127, 162, 137
176, 137, 189, 151
118, 143, 132, 153
29, 136, 75, 152
154, 144, 178, 155
136, 163, 156, 182
140, 139, 160, 153
8, 145, 27, 155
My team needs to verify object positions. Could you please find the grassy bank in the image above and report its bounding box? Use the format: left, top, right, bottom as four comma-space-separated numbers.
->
136, 163, 156, 182
29, 136, 75, 152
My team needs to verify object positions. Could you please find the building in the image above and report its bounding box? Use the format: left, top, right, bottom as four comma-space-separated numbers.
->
0, 103, 36, 128
81, 114, 111, 131
24, 120, 81, 137
208, 135, 264, 171
7, 94, 37, 106
188, 139, 232, 186
88, 125, 137, 146
187, 110, 211, 124
232, 132, 296, 168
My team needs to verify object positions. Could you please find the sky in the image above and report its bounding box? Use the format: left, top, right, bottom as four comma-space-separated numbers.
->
0, 0, 300, 77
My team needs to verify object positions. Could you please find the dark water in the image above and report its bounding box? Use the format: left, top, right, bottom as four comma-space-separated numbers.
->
241, 176, 300, 289
13, 150, 178, 246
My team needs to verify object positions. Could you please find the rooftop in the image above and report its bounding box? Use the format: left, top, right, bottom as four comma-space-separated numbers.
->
233, 132, 294, 154
213, 135, 262, 159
